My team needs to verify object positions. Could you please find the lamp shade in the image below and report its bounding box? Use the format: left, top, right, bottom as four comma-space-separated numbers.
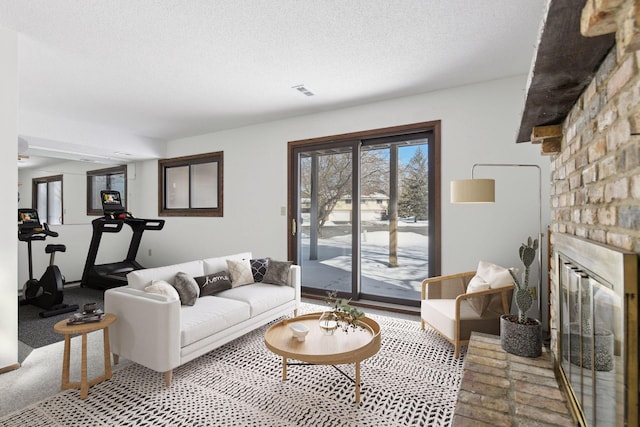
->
450, 179, 495, 203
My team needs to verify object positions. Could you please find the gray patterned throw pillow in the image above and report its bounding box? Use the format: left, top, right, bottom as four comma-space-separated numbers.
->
250, 258, 269, 282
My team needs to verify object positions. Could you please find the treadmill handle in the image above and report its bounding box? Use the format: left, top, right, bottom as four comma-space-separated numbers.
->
97, 220, 125, 233
143, 219, 165, 231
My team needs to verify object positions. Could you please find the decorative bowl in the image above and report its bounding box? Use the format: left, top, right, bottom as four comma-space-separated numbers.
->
288, 322, 309, 342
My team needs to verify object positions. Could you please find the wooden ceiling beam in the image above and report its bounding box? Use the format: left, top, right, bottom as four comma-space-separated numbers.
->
531, 124, 563, 143
516, 0, 615, 144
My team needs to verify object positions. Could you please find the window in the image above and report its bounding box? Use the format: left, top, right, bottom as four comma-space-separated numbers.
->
32, 175, 63, 225
158, 151, 223, 217
87, 166, 127, 215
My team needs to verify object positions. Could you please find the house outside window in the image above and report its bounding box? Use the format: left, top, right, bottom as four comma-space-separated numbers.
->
87, 166, 126, 215
32, 175, 63, 225
158, 151, 223, 217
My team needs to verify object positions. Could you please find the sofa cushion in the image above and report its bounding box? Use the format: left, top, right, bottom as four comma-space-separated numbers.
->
127, 260, 205, 291
202, 252, 252, 275
226, 258, 254, 287
262, 260, 293, 286
173, 272, 200, 306
215, 283, 295, 317
180, 297, 251, 347
250, 258, 269, 282
145, 280, 180, 301
195, 271, 232, 297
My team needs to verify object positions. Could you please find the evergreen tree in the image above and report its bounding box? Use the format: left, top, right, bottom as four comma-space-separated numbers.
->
398, 147, 428, 220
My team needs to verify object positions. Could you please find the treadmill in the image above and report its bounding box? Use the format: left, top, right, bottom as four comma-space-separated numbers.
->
81, 190, 165, 290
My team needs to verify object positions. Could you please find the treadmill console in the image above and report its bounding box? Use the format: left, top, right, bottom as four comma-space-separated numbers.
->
100, 190, 133, 219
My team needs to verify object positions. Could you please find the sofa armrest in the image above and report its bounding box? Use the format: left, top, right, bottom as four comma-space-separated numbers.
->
421, 271, 476, 300
104, 287, 181, 373
288, 265, 301, 308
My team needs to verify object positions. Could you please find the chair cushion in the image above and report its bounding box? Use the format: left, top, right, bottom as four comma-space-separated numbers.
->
466, 275, 491, 315
477, 261, 516, 288
180, 297, 250, 347
421, 299, 503, 342
215, 283, 295, 317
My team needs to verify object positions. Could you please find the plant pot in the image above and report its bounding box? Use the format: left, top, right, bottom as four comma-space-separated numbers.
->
500, 314, 542, 358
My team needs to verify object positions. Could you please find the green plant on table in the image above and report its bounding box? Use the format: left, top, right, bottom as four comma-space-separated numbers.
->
324, 290, 366, 332
508, 236, 539, 324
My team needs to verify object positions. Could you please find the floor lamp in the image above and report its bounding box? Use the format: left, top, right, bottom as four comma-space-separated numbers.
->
450, 163, 543, 316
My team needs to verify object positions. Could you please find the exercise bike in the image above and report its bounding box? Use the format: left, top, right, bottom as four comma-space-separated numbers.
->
18, 209, 79, 318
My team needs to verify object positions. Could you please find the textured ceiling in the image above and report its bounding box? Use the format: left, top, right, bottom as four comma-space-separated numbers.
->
1, 0, 546, 145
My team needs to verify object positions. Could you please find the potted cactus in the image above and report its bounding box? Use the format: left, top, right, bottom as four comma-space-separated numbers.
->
500, 236, 542, 357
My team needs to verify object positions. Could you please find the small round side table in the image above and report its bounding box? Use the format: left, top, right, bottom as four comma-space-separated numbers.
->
53, 313, 117, 399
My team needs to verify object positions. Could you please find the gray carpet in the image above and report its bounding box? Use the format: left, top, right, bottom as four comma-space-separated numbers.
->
1, 304, 464, 426
18, 285, 105, 349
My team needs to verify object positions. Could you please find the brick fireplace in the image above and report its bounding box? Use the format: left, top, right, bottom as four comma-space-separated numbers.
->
512, 0, 640, 425
543, 1, 640, 425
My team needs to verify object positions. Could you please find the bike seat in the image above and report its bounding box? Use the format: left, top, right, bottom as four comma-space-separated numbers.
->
45, 244, 66, 253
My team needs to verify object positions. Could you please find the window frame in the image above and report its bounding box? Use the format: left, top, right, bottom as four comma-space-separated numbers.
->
86, 165, 127, 216
158, 151, 224, 217
32, 174, 64, 225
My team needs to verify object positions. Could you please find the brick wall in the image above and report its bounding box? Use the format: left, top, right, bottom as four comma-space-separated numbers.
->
549, 31, 640, 353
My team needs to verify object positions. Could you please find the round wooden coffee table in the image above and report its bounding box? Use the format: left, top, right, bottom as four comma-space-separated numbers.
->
53, 313, 117, 399
264, 312, 381, 403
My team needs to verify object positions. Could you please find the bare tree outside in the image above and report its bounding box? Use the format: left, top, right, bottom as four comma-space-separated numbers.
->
301, 150, 389, 237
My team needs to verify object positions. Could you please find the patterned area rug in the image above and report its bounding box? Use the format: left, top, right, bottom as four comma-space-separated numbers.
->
2, 304, 464, 426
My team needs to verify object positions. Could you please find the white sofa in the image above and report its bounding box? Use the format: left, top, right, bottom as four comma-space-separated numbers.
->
104, 252, 300, 385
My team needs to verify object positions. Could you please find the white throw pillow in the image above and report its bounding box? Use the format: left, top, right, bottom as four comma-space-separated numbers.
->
477, 261, 516, 288
466, 275, 491, 315
145, 280, 180, 301
226, 258, 254, 287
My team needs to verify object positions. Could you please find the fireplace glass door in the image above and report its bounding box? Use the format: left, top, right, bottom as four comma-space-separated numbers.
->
559, 259, 623, 426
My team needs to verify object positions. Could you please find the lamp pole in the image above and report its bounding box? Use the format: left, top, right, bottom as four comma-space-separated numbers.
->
471, 163, 543, 317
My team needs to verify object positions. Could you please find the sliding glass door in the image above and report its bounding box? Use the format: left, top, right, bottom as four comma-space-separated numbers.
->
298, 144, 355, 295
359, 142, 430, 302
289, 124, 440, 307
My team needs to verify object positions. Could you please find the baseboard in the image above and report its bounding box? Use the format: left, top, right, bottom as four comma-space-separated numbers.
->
0, 363, 20, 375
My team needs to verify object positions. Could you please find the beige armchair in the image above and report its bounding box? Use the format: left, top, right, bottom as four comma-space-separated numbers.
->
420, 271, 514, 358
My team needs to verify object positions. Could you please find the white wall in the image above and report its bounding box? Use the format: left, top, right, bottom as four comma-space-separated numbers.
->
14, 74, 552, 322
0, 26, 18, 371
127, 75, 551, 320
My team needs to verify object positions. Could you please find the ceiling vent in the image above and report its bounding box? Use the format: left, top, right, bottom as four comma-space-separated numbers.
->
292, 84, 315, 96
